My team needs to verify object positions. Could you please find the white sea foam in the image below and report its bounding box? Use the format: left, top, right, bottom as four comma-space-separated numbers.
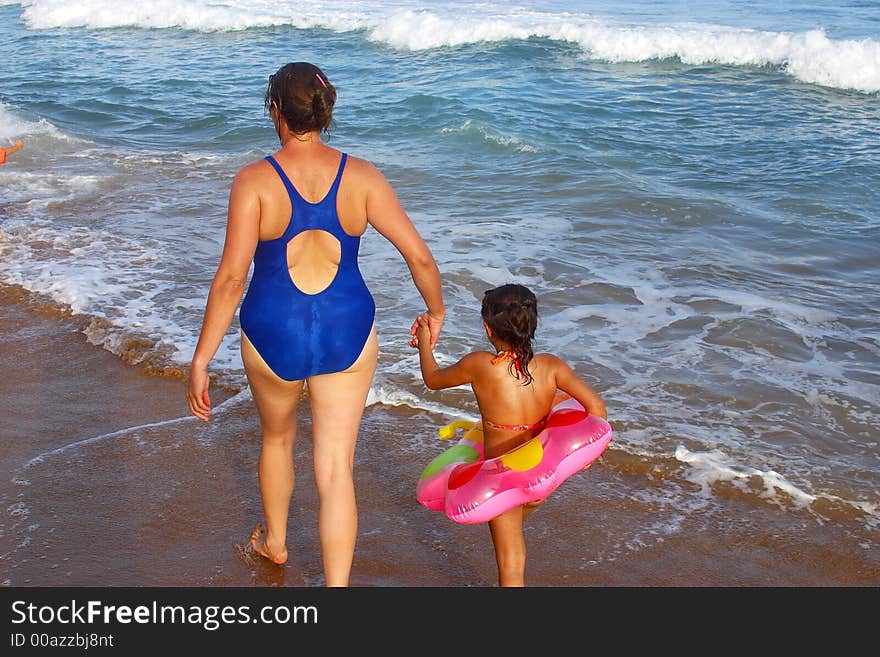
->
554, 258, 860, 367
0, 215, 243, 379
466, 265, 547, 290
20, 0, 283, 31
366, 384, 477, 421
441, 120, 540, 153
0, 102, 86, 145
15, 1, 880, 93
674, 446, 879, 521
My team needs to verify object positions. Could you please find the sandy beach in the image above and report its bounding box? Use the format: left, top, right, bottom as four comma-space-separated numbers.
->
2, 291, 877, 588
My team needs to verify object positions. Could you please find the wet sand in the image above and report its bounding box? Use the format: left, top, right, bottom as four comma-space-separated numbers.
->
2, 296, 878, 588
0, 295, 196, 583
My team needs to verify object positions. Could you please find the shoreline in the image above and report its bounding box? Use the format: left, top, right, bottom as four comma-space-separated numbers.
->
1, 295, 878, 587
0, 294, 231, 585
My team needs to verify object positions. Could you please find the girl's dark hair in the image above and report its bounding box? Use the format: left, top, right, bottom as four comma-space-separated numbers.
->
481, 283, 538, 385
265, 62, 336, 136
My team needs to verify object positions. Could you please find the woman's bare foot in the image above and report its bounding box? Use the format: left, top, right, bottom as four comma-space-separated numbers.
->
249, 522, 288, 565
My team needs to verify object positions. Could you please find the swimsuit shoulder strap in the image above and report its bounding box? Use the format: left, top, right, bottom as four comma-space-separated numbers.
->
264, 155, 297, 200
264, 153, 348, 207
326, 152, 348, 202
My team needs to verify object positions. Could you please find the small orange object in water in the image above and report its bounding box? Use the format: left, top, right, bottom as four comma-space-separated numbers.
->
0, 140, 23, 164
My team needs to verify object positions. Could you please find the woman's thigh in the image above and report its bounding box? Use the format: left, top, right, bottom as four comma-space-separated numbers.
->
306, 325, 378, 462
241, 331, 304, 435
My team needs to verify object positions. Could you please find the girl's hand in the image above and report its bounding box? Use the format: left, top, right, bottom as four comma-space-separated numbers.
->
186, 364, 212, 421
409, 310, 444, 348
410, 315, 432, 349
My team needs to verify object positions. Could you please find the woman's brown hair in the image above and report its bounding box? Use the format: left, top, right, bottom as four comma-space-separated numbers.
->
265, 62, 336, 136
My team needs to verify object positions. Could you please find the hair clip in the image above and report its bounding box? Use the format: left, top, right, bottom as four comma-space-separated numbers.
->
315, 73, 328, 89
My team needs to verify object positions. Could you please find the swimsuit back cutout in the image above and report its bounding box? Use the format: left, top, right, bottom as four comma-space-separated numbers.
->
239, 153, 375, 381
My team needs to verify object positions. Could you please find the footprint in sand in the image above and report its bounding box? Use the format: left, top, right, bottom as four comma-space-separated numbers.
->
233, 541, 256, 568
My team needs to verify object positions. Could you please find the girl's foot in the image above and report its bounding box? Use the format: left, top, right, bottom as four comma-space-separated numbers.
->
249, 522, 288, 565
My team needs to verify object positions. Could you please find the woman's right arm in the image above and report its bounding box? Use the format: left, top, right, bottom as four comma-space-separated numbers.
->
363, 163, 445, 347
187, 165, 261, 421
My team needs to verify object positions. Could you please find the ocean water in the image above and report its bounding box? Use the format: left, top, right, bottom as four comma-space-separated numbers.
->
1, 0, 878, 584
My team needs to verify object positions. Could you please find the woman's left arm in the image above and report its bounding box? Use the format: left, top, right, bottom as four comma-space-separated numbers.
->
363, 162, 445, 347
187, 166, 261, 420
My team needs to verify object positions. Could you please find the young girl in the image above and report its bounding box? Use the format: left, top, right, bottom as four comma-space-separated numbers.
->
413, 283, 607, 587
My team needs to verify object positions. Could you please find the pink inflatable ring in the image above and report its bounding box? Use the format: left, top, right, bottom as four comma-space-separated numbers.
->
416, 394, 612, 524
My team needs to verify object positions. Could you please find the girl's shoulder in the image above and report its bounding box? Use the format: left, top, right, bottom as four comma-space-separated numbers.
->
532, 352, 569, 371
457, 350, 498, 371
463, 350, 496, 364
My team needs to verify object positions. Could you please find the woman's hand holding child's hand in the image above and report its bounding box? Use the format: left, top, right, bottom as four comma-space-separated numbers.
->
409, 311, 442, 349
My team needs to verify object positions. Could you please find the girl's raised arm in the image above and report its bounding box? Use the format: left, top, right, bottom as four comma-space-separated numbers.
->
415, 316, 479, 390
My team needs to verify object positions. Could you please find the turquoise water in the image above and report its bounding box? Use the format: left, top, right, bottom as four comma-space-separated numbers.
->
1, 0, 878, 555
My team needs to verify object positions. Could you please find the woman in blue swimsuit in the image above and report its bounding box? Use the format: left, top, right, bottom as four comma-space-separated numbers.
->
186, 62, 445, 586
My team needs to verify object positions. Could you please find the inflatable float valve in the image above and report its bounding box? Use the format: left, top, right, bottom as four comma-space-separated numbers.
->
437, 420, 476, 440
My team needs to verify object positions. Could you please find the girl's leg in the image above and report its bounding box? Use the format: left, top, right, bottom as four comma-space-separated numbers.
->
522, 498, 544, 519
241, 332, 304, 565
488, 506, 527, 586
304, 326, 378, 586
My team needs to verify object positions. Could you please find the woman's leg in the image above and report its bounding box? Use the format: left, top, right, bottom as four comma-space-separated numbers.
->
488, 506, 527, 586
241, 332, 304, 565
305, 326, 378, 586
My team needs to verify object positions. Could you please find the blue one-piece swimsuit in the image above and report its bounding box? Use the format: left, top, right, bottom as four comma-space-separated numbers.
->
239, 153, 375, 381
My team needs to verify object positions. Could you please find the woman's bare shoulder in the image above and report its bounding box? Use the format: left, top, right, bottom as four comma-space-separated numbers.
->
232, 157, 275, 186
343, 154, 386, 182
344, 153, 376, 170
